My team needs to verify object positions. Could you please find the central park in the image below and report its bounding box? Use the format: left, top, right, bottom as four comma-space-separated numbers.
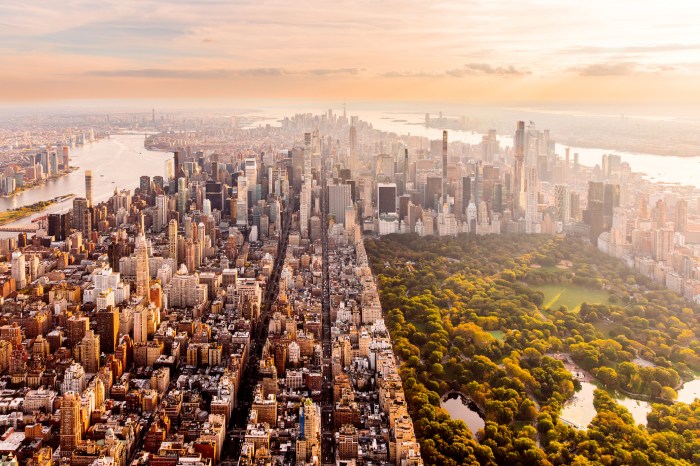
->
366, 233, 700, 466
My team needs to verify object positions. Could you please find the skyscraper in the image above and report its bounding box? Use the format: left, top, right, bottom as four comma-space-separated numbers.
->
135, 233, 150, 304
155, 194, 167, 232
442, 130, 448, 208
96, 307, 119, 354
78, 330, 100, 373
377, 183, 397, 216
329, 184, 352, 226
676, 199, 688, 233
11, 251, 26, 289
177, 177, 187, 220
554, 184, 571, 224
48, 213, 69, 241
85, 170, 93, 207
168, 219, 178, 265
60, 392, 82, 456
513, 121, 525, 216
525, 165, 538, 233
72, 197, 91, 239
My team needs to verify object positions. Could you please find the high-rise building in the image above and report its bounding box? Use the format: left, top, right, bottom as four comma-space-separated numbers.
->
140, 175, 151, 194
78, 330, 100, 373
525, 165, 538, 233
135, 234, 150, 304
177, 177, 188, 220
442, 130, 448, 207
676, 199, 688, 233
48, 213, 69, 241
11, 251, 26, 289
96, 307, 119, 354
155, 194, 167, 232
377, 183, 397, 216
72, 197, 91, 239
85, 170, 93, 207
554, 184, 571, 224
60, 392, 82, 456
329, 184, 352, 226
168, 219, 178, 265
133, 307, 148, 344
512, 121, 525, 216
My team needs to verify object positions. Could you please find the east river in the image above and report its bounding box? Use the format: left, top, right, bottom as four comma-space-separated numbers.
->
0, 134, 171, 238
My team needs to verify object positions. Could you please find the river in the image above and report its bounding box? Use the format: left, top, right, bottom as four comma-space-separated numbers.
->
252, 107, 700, 188
0, 134, 171, 239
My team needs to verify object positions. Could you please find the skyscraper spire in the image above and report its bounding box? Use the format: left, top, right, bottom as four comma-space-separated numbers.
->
442, 130, 448, 211
135, 232, 150, 304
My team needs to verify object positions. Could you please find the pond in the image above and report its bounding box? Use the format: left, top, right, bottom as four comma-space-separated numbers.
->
561, 382, 652, 428
441, 392, 486, 435
677, 378, 700, 404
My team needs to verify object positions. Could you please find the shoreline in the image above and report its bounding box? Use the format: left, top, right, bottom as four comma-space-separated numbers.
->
0, 194, 75, 227
0, 166, 80, 199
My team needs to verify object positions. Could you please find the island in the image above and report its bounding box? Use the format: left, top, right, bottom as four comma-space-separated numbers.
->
0, 194, 75, 227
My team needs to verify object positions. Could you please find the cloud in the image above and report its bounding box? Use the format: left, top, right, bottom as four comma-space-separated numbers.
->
570, 62, 681, 76
82, 67, 360, 79
449, 63, 529, 76
562, 44, 700, 55
382, 63, 529, 78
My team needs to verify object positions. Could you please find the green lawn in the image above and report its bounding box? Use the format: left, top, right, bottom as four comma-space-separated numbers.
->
531, 283, 610, 312
487, 330, 505, 340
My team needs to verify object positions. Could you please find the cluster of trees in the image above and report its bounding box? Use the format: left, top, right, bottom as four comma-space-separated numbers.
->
366, 233, 700, 466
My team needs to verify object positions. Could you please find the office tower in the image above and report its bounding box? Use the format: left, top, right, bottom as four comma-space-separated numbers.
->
73, 197, 91, 239
564, 147, 570, 183
603, 184, 620, 225
425, 176, 443, 210
377, 183, 397, 216
173, 150, 181, 180
48, 213, 69, 241
177, 177, 187, 220
554, 185, 571, 224
349, 125, 357, 172
570, 191, 581, 221
78, 330, 100, 373
525, 165, 538, 233
133, 307, 148, 344
140, 175, 151, 194
62, 146, 70, 168
11, 251, 26, 289
329, 184, 352, 226
155, 194, 167, 232
676, 199, 688, 233
85, 170, 93, 207
168, 220, 178, 265
245, 157, 258, 203
442, 131, 448, 207
96, 307, 119, 354
135, 234, 150, 304
205, 181, 224, 212
153, 175, 164, 193
60, 392, 82, 456
482, 129, 497, 163
512, 121, 525, 216
493, 183, 503, 213
197, 222, 206, 265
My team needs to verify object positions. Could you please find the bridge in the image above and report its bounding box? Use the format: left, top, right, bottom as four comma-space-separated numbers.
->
0, 224, 40, 233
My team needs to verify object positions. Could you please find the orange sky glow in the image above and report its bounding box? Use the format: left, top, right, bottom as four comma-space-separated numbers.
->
2, 1, 700, 105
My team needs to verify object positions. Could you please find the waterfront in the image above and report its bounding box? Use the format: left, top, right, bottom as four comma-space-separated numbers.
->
0, 134, 171, 238
254, 107, 700, 188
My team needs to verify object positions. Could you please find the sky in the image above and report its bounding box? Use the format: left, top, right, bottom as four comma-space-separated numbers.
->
2, 0, 700, 107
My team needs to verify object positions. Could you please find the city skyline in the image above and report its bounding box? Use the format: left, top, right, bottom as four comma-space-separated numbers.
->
2, 1, 700, 106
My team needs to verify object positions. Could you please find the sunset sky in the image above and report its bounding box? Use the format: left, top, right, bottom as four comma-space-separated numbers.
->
2, 0, 700, 106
